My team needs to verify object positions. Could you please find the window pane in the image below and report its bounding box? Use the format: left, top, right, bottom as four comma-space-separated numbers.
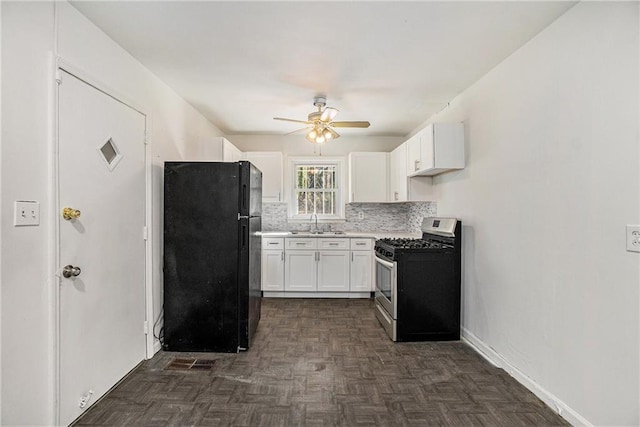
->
297, 191, 307, 214
324, 192, 335, 214
294, 163, 339, 216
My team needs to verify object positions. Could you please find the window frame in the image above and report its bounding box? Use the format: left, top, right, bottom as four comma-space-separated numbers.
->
287, 157, 345, 221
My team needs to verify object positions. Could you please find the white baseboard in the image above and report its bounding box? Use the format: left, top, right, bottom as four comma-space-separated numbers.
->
153, 340, 162, 355
461, 327, 592, 427
262, 291, 372, 299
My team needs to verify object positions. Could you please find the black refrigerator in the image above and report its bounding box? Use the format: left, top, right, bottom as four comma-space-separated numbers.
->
163, 161, 262, 353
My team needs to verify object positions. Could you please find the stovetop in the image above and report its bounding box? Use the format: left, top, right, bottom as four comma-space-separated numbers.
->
374, 237, 455, 260
377, 238, 454, 250
374, 218, 460, 261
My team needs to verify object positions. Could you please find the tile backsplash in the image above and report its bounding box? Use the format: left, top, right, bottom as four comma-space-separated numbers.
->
262, 201, 436, 234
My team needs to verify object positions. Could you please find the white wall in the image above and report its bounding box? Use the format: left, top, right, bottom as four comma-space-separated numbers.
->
422, 2, 639, 425
1, 3, 56, 424
228, 134, 403, 157
0, 2, 222, 425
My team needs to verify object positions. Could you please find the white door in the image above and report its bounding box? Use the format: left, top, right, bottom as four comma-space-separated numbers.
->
58, 70, 147, 425
317, 251, 350, 292
284, 251, 317, 291
349, 153, 389, 202
262, 250, 284, 291
244, 152, 283, 202
350, 251, 373, 292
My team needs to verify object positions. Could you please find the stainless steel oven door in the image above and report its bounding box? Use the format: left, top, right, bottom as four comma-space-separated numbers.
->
374, 254, 397, 318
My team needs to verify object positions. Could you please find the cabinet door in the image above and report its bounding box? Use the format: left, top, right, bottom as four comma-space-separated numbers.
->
244, 152, 283, 202
262, 250, 284, 291
348, 152, 389, 202
389, 143, 408, 202
222, 138, 243, 162
407, 134, 422, 174
317, 251, 350, 292
419, 125, 435, 171
407, 123, 464, 176
284, 251, 317, 291
350, 251, 373, 292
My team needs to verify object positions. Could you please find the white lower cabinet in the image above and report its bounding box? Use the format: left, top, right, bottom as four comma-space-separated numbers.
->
284, 250, 317, 291
262, 238, 285, 291
350, 251, 373, 292
262, 250, 284, 291
317, 251, 350, 292
267, 237, 373, 296
350, 238, 373, 292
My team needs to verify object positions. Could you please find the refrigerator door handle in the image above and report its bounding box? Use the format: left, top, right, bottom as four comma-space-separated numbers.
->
242, 184, 247, 211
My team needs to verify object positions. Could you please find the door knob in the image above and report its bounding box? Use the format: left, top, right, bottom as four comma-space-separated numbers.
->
62, 265, 82, 278
62, 207, 81, 221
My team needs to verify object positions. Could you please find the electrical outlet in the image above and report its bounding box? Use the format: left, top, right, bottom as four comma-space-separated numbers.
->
358, 212, 365, 220
13, 201, 40, 226
626, 225, 640, 253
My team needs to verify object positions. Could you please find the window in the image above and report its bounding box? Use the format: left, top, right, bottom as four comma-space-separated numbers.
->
289, 158, 344, 219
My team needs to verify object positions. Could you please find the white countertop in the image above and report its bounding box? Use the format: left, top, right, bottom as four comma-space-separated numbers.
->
259, 231, 420, 239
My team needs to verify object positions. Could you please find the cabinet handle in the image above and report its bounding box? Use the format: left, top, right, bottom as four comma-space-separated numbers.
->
394, 191, 399, 201
316, 251, 319, 261
278, 191, 281, 201
351, 252, 354, 262
281, 252, 284, 261
414, 159, 420, 171
352, 192, 355, 201
356, 242, 366, 246
329, 243, 338, 246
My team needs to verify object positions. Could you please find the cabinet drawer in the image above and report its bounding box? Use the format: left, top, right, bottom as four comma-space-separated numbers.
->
350, 238, 373, 250
286, 238, 318, 250
318, 238, 349, 250
262, 237, 284, 249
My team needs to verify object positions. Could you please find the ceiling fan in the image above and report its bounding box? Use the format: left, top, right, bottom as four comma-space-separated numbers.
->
274, 96, 370, 144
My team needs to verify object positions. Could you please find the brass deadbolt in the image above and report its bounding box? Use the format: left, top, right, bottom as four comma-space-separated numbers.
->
62, 207, 81, 221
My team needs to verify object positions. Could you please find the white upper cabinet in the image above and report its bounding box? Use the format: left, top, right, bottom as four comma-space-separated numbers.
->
389, 143, 408, 202
204, 137, 242, 162
406, 123, 465, 176
222, 138, 242, 162
348, 152, 389, 202
244, 152, 283, 202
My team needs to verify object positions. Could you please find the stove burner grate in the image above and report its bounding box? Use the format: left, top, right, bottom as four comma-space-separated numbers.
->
378, 238, 454, 250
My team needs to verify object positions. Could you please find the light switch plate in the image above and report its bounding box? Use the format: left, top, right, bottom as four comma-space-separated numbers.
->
14, 201, 40, 226
626, 225, 640, 253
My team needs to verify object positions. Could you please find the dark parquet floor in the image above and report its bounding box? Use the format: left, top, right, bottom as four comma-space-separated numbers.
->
73, 298, 568, 426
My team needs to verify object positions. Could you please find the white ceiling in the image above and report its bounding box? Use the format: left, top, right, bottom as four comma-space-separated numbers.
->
70, 1, 575, 138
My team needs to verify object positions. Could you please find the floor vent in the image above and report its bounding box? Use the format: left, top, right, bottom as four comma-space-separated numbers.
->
165, 357, 215, 371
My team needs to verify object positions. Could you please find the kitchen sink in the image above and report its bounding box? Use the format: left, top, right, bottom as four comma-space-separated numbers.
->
290, 231, 346, 235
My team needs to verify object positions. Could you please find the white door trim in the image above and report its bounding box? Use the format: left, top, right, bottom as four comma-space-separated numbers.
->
51, 56, 154, 426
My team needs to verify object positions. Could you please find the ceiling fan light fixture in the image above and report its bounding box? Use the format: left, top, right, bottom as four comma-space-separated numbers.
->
326, 127, 340, 140
274, 96, 367, 147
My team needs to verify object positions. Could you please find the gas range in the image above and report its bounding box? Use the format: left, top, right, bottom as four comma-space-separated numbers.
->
374, 217, 459, 261
374, 217, 462, 342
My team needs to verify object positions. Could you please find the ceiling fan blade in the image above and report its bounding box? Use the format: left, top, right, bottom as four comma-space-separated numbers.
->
321, 107, 339, 122
274, 117, 311, 125
284, 126, 311, 136
331, 121, 370, 128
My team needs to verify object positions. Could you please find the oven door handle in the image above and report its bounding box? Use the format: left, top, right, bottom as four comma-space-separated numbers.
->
374, 254, 395, 269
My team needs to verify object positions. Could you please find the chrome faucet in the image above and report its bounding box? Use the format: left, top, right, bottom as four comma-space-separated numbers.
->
310, 213, 318, 233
